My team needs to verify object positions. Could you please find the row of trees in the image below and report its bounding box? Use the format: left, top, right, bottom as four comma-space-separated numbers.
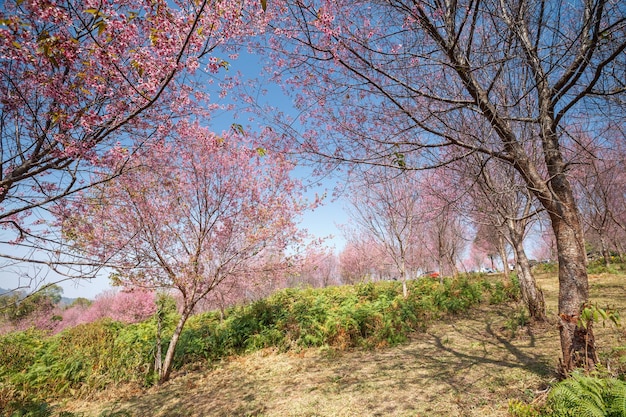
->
263, 0, 626, 374
1, 0, 624, 379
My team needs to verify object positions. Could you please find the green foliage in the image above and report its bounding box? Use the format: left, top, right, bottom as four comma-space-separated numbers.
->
504, 308, 530, 336
1, 275, 509, 403
588, 263, 621, 275
534, 262, 557, 274
0, 285, 63, 325
485, 274, 521, 305
508, 399, 540, 417
68, 297, 92, 309
578, 303, 620, 330
0, 329, 50, 375
0, 319, 160, 408
543, 372, 626, 417
586, 259, 626, 275
5, 399, 53, 417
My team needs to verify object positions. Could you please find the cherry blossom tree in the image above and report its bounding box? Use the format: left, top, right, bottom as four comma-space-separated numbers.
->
455, 154, 546, 320
0, 283, 62, 333
418, 170, 469, 280
472, 223, 507, 274
295, 245, 340, 288
338, 235, 381, 284
423, 202, 466, 279
346, 168, 426, 297
0, 0, 268, 290
267, 0, 626, 373
572, 134, 626, 266
61, 122, 311, 383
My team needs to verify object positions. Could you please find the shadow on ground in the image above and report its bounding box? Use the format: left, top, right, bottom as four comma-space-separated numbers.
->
63, 300, 568, 417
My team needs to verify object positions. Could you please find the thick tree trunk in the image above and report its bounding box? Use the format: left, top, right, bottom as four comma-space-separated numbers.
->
550, 203, 597, 375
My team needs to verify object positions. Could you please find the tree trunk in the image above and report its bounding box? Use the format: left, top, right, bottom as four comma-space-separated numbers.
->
600, 235, 611, 267
498, 235, 510, 281
155, 308, 163, 378
159, 307, 192, 384
510, 232, 546, 322
400, 258, 408, 298
550, 203, 597, 375
617, 242, 625, 263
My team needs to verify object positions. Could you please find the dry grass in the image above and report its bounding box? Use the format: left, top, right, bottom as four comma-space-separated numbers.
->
55, 273, 626, 417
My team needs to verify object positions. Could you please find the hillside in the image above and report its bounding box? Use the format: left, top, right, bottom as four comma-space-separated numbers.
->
54, 272, 626, 417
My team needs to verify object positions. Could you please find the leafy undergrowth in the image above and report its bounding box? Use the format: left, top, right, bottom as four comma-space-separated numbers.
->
3, 272, 626, 416
1, 275, 515, 415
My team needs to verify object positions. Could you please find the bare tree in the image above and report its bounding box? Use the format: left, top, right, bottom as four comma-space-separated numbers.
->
346, 168, 425, 297
459, 155, 546, 320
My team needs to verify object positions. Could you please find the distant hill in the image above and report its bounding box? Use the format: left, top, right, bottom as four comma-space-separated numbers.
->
0, 287, 76, 305
0, 287, 18, 296
60, 296, 77, 306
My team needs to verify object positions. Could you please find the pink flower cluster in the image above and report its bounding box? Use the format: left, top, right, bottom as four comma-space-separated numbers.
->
56, 289, 157, 332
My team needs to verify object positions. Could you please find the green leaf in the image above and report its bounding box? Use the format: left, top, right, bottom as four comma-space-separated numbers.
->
231, 123, 245, 135
261, 0, 267, 11
96, 20, 107, 36
393, 152, 406, 168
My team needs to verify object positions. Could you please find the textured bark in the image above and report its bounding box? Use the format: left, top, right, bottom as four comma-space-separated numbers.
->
549, 195, 597, 374
511, 234, 546, 322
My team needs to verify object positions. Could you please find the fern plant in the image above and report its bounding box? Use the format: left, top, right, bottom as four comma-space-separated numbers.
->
545, 371, 626, 417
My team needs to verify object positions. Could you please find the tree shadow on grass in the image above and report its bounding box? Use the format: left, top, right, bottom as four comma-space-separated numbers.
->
71, 304, 560, 417
97, 367, 270, 417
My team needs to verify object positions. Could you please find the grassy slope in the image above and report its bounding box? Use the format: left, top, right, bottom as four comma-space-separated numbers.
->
56, 272, 626, 417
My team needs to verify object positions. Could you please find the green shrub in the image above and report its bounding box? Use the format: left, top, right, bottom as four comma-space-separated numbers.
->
489, 281, 508, 305
5, 399, 53, 417
508, 399, 540, 417
543, 372, 626, 417
0, 329, 49, 376
587, 263, 620, 275
1, 275, 511, 403
1, 319, 161, 404
534, 262, 557, 274
504, 308, 530, 336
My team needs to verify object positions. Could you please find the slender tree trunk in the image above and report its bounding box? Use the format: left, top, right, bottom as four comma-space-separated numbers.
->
159, 307, 192, 384
450, 257, 459, 278
600, 235, 611, 267
155, 308, 163, 378
550, 202, 597, 375
399, 258, 408, 298
615, 242, 624, 263
510, 230, 546, 322
498, 235, 510, 281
